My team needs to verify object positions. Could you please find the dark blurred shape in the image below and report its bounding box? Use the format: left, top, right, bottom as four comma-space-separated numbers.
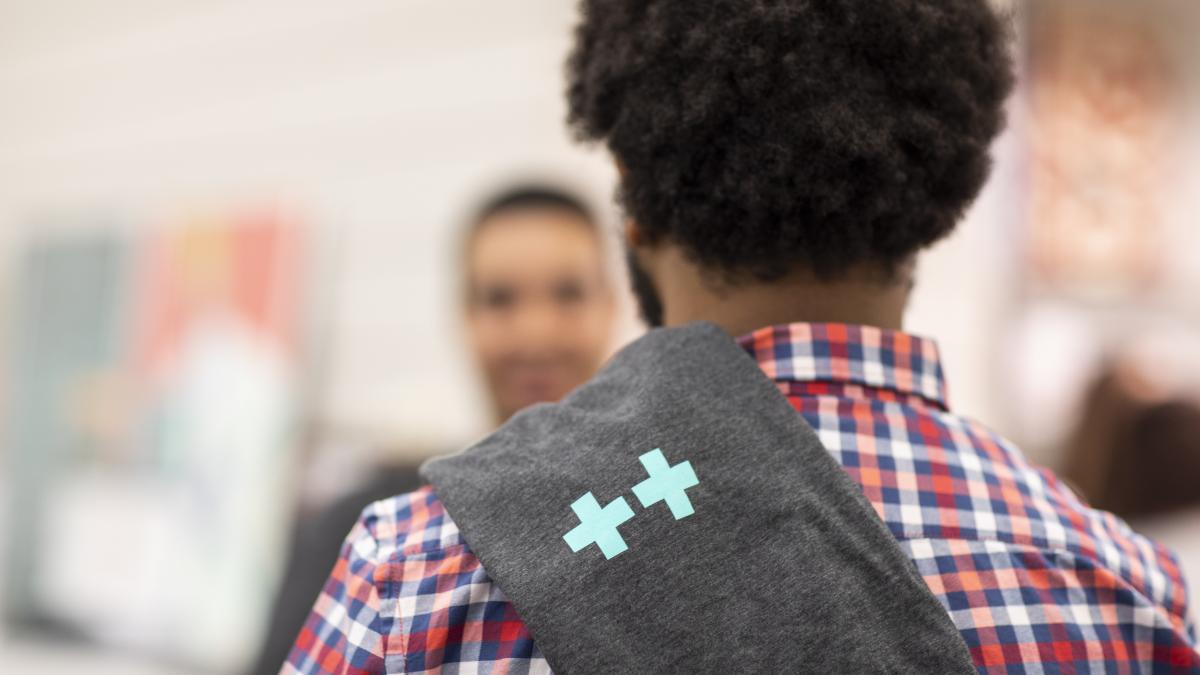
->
1062, 364, 1200, 519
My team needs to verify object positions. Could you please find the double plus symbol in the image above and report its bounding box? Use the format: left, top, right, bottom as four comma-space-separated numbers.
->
632, 448, 700, 519
562, 493, 635, 559
563, 448, 700, 560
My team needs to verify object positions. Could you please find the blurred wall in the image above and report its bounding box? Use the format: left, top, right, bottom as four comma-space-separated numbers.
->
0, 0, 623, 460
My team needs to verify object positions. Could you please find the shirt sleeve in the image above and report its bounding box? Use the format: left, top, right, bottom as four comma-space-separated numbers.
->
281, 514, 391, 674
1161, 545, 1198, 644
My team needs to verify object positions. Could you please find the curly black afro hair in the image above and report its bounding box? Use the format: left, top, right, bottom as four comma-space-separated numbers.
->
567, 0, 1014, 281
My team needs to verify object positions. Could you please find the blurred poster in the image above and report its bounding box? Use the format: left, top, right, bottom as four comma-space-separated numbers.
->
4, 210, 308, 672
1025, 1, 1176, 299
1005, 0, 1200, 467
4, 232, 132, 623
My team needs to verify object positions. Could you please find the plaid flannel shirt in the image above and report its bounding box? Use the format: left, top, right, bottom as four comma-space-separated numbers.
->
285, 322, 1199, 674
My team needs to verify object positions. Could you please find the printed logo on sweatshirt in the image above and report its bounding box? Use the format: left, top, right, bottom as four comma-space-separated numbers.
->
562, 448, 699, 560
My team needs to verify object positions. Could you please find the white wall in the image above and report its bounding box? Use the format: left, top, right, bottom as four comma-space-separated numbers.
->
0, 0, 623, 459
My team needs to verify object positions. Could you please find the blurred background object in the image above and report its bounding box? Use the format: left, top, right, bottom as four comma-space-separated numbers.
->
0, 0, 1198, 672
1001, 0, 1200, 623
5, 212, 308, 672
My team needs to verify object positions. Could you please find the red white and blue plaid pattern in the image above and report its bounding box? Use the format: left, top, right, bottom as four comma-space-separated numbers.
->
285, 322, 1199, 674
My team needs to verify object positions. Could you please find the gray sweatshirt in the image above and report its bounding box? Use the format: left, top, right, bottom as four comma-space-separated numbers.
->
423, 321, 975, 674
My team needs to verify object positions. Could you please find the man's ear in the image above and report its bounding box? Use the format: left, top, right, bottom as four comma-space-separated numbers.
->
624, 220, 644, 249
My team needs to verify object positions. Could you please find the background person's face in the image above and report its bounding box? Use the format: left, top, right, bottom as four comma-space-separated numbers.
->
466, 208, 614, 422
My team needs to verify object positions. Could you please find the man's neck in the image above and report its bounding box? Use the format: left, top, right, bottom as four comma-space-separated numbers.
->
656, 248, 912, 337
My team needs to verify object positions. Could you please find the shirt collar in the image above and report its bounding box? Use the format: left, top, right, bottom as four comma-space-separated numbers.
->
737, 322, 949, 410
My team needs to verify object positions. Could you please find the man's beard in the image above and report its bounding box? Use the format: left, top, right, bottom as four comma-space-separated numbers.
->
625, 248, 664, 328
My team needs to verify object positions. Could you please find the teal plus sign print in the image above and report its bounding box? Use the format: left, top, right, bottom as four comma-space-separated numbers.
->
632, 448, 700, 519
563, 492, 635, 559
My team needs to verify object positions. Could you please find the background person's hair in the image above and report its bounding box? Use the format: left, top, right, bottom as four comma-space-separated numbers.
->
466, 184, 598, 240
567, 0, 1015, 281
459, 183, 607, 303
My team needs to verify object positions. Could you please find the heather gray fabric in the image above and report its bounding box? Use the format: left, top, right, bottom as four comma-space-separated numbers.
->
422, 322, 974, 674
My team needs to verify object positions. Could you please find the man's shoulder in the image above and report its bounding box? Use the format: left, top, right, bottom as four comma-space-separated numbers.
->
946, 414, 1194, 629
354, 484, 468, 561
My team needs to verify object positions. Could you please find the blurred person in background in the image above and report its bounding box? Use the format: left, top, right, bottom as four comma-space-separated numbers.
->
285, 0, 1199, 672
253, 184, 616, 674
1063, 361, 1200, 520
462, 186, 617, 425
